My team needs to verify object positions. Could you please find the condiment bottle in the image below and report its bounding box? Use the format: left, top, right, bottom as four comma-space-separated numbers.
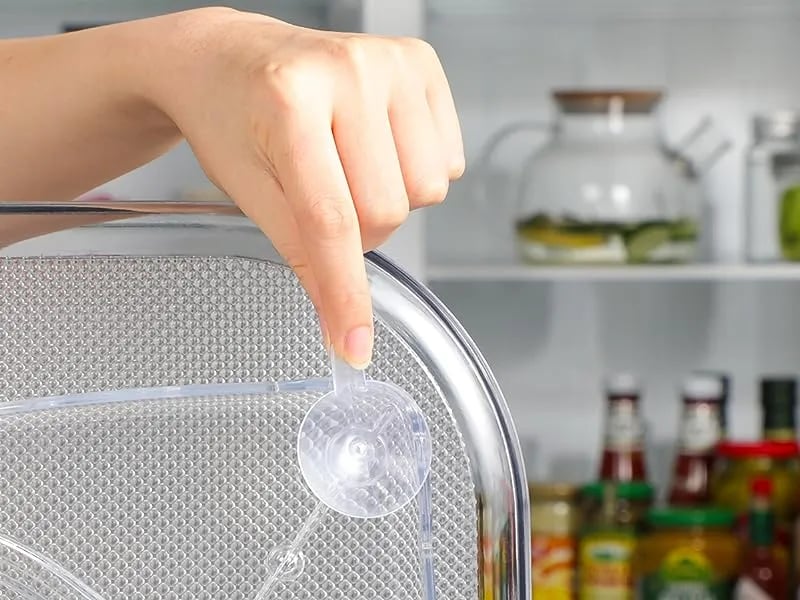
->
579, 482, 653, 600
745, 111, 800, 262
667, 374, 724, 506
735, 477, 788, 599
635, 507, 740, 599
598, 374, 647, 482
760, 377, 797, 441
694, 370, 730, 437
530, 483, 579, 600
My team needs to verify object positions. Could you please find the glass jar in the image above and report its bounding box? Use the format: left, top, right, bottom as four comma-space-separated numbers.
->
711, 440, 800, 560
711, 441, 800, 522
578, 482, 654, 600
745, 111, 800, 262
530, 483, 580, 600
503, 90, 729, 265
634, 508, 741, 600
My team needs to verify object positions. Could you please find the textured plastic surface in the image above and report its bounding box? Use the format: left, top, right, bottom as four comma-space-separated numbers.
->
0, 256, 477, 600
0, 379, 429, 600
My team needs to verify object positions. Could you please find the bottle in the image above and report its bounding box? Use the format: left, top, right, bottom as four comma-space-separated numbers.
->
694, 370, 731, 437
668, 374, 724, 506
530, 483, 579, 600
745, 111, 800, 262
579, 482, 653, 600
735, 477, 788, 599
760, 377, 797, 441
599, 374, 647, 482
636, 508, 740, 600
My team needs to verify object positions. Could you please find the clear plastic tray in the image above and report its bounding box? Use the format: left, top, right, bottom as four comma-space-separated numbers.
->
0, 361, 433, 600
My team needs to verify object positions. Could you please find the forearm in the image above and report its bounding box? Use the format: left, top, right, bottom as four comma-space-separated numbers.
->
0, 18, 181, 201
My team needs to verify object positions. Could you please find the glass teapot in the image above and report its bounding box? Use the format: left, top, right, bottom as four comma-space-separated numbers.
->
479, 90, 730, 265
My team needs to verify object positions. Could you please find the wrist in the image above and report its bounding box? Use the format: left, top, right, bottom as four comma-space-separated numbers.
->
121, 7, 247, 131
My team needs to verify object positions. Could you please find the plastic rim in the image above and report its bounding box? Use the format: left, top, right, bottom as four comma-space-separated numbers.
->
716, 440, 800, 458
647, 507, 735, 529
580, 481, 653, 500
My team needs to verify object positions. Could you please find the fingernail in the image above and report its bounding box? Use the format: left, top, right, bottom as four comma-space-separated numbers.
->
344, 325, 373, 370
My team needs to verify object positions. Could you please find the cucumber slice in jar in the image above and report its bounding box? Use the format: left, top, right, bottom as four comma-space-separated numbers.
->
625, 224, 672, 263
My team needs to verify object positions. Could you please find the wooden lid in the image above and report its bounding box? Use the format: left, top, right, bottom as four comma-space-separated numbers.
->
553, 89, 664, 114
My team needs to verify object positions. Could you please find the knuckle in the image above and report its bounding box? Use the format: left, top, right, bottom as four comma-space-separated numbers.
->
325, 36, 370, 72
327, 287, 372, 314
408, 175, 449, 206
262, 63, 309, 112
403, 37, 438, 62
303, 199, 355, 240
360, 194, 409, 230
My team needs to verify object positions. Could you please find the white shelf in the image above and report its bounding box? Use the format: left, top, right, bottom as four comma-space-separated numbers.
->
427, 0, 800, 21
427, 263, 800, 283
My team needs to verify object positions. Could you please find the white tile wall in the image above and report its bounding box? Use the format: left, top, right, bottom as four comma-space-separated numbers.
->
425, 8, 800, 492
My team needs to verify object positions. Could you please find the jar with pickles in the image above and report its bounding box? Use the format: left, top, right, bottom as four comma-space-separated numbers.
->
634, 508, 740, 600
710, 440, 800, 558
578, 482, 653, 600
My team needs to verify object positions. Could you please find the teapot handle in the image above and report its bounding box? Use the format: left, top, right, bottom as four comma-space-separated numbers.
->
669, 115, 732, 178
472, 120, 554, 209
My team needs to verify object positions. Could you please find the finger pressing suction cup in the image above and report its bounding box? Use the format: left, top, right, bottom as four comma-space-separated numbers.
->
297, 358, 432, 519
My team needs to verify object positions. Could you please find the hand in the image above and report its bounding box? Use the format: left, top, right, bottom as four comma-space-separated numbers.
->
143, 8, 465, 368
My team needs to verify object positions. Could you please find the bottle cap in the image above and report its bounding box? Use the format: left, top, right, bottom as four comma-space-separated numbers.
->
605, 373, 639, 397
647, 507, 735, 529
581, 481, 653, 501
716, 440, 800, 459
682, 374, 723, 401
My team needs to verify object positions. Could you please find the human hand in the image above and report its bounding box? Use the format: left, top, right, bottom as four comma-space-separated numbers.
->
140, 8, 464, 368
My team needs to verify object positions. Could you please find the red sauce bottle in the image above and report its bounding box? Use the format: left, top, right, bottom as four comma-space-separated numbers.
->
667, 374, 724, 506
598, 374, 647, 482
735, 477, 788, 599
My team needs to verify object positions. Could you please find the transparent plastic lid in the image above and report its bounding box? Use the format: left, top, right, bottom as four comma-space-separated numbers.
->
0, 354, 435, 600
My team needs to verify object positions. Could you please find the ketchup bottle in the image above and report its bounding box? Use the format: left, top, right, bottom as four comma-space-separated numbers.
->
598, 374, 647, 482
667, 374, 724, 506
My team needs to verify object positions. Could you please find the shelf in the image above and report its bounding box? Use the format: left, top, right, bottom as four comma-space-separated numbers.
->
426, 0, 800, 21
426, 263, 800, 283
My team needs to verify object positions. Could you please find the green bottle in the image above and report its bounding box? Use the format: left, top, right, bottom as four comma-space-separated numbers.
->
760, 377, 797, 441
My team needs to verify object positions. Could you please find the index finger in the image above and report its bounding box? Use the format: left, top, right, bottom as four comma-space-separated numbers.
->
272, 116, 374, 370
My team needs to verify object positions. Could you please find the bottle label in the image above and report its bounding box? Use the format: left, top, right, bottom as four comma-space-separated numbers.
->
580, 535, 633, 599
640, 547, 733, 600
532, 533, 575, 600
734, 577, 772, 600
679, 404, 722, 453
605, 400, 643, 451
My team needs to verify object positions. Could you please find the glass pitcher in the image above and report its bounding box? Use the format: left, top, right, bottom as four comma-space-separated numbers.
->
479, 90, 730, 265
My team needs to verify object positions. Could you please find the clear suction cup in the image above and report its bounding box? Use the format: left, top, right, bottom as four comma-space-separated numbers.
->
297, 361, 432, 518
254, 353, 434, 600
